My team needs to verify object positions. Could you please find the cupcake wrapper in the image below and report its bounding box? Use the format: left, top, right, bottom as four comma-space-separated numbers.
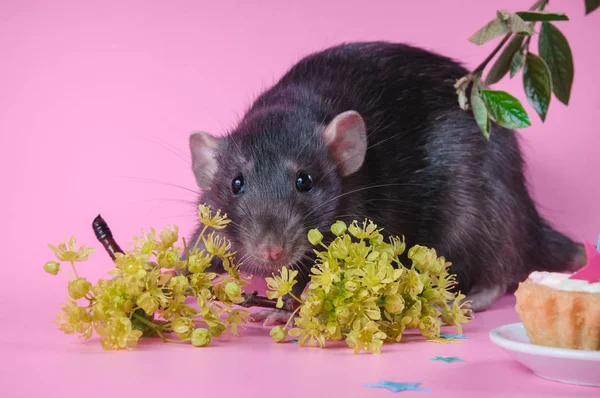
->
515, 280, 600, 351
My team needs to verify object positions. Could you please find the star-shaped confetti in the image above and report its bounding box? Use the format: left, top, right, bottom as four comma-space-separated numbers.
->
439, 333, 467, 339
430, 356, 465, 364
427, 337, 461, 344
286, 338, 299, 343
364, 381, 430, 393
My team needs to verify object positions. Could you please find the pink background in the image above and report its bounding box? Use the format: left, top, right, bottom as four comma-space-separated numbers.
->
1, 0, 598, 396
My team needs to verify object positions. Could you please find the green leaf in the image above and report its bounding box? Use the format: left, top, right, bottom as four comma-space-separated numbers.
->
480, 89, 531, 129
496, 10, 534, 35
515, 11, 569, 21
510, 50, 524, 78
538, 22, 574, 105
585, 0, 600, 15
485, 35, 525, 85
468, 17, 510, 45
523, 53, 552, 121
471, 89, 491, 139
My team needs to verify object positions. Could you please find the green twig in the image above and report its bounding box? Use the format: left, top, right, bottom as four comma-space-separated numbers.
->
470, 0, 549, 79
132, 312, 167, 341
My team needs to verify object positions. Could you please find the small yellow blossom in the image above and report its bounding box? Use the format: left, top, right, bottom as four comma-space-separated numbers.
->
418, 315, 441, 339
172, 317, 195, 340
383, 294, 405, 314
265, 267, 299, 308
44, 261, 60, 275
132, 228, 157, 256
48, 236, 95, 262
203, 232, 231, 257
347, 219, 381, 240
224, 281, 244, 304
224, 309, 250, 336
68, 278, 92, 300
289, 316, 326, 348
388, 235, 406, 257
299, 296, 324, 318
441, 293, 473, 334
308, 229, 323, 246
208, 321, 226, 337
270, 325, 287, 343
189, 272, 216, 293
330, 220, 347, 236
113, 252, 147, 279
345, 320, 387, 354
328, 235, 351, 259
309, 265, 338, 294
55, 298, 93, 338
158, 225, 178, 249
191, 328, 211, 347
137, 292, 159, 315
186, 250, 213, 273
157, 247, 183, 269
169, 275, 189, 295
324, 322, 343, 341
399, 269, 424, 299
197, 204, 231, 230
96, 316, 143, 350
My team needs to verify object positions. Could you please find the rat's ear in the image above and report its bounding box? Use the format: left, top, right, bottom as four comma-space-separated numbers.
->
322, 110, 368, 176
189, 131, 220, 189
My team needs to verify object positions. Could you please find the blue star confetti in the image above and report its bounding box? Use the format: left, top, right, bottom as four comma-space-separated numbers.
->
439, 333, 467, 339
364, 381, 430, 393
430, 356, 465, 364
285, 338, 298, 343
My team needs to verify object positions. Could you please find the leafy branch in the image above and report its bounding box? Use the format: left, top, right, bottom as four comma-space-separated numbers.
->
456, 0, 599, 139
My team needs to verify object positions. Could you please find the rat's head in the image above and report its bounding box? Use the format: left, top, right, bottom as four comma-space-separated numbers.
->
188, 109, 367, 276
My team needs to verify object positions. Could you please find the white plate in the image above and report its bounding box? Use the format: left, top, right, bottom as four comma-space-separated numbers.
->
489, 322, 600, 387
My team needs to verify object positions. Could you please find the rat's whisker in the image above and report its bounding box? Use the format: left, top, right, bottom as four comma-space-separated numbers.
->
301, 183, 421, 222
130, 132, 191, 166
121, 176, 201, 196
127, 197, 198, 206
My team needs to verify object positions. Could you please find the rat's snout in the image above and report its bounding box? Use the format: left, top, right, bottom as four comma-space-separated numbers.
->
258, 242, 284, 261
238, 203, 306, 273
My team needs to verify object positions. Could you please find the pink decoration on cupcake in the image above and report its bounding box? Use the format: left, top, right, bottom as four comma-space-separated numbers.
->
569, 241, 600, 283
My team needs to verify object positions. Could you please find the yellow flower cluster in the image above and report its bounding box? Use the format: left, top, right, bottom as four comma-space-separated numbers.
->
45, 204, 471, 354
45, 204, 251, 350
267, 220, 473, 354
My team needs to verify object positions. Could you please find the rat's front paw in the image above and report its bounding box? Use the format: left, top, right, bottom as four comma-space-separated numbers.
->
251, 309, 294, 327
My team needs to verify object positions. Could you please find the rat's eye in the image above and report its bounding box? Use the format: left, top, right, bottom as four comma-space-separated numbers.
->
231, 174, 246, 195
296, 172, 313, 192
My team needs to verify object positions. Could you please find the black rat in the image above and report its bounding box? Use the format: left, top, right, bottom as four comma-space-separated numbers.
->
186, 41, 585, 326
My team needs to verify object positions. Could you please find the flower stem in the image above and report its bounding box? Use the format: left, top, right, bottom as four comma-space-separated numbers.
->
164, 338, 187, 344
70, 261, 79, 278
132, 312, 166, 341
289, 292, 303, 304
283, 305, 303, 330
192, 226, 209, 252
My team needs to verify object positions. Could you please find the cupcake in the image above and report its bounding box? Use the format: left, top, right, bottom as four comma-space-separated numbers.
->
514, 241, 600, 351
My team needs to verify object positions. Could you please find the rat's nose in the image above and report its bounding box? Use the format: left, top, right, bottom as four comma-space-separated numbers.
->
259, 243, 284, 261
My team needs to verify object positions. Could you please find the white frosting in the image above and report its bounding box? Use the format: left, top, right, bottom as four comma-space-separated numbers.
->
528, 271, 600, 293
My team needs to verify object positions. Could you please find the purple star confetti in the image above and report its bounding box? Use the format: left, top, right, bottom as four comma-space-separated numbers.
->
439, 333, 467, 339
364, 381, 430, 393
430, 356, 465, 364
